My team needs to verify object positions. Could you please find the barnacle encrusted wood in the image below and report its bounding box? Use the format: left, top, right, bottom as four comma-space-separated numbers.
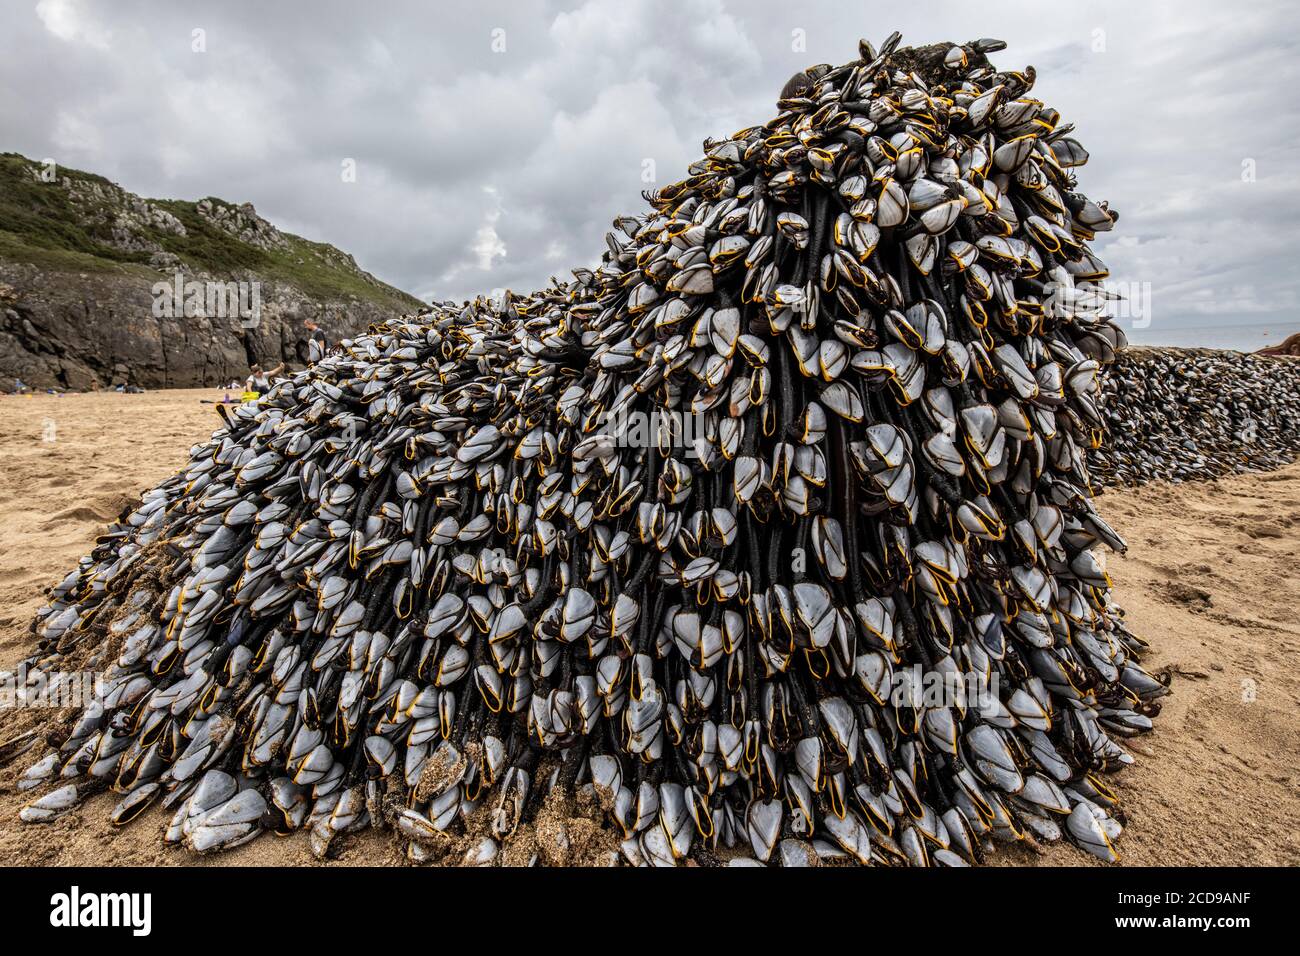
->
15, 33, 1168, 865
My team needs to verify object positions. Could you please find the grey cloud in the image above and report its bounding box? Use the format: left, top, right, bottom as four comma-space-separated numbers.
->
2, 0, 1298, 343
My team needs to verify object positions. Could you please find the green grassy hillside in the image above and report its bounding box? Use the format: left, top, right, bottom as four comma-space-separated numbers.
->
0, 152, 421, 311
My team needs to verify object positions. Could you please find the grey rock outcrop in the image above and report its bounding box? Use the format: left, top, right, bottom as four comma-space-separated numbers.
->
0, 154, 421, 390
0, 266, 402, 390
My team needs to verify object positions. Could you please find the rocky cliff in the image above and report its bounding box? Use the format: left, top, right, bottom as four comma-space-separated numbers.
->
0, 153, 422, 390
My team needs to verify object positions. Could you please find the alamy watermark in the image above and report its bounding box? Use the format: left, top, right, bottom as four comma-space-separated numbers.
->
50, 886, 151, 936
152, 273, 261, 328
888, 664, 1002, 712
0, 663, 103, 709
1044, 276, 1152, 329
603, 406, 709, 459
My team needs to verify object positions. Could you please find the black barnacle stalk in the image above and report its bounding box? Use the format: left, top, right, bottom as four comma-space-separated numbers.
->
14, 32, 1192, 866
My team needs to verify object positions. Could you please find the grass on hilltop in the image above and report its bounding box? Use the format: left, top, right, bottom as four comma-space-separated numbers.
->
0, 152, 421, 310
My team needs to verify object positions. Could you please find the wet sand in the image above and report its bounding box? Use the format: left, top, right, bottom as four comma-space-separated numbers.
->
0, 389, 1296, 866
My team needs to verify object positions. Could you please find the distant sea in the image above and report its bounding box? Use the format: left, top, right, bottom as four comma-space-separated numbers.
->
1123, 321, 1300, 352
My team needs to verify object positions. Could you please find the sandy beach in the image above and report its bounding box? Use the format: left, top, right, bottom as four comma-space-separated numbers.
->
0, 389, 1296, 867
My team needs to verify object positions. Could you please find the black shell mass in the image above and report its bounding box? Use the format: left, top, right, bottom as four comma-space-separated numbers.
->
14, 34, 1168, 866
1090, 348, 1300, 486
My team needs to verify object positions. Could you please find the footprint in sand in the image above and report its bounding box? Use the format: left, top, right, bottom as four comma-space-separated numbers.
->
1246, 524, 1285, 539
46, 500, 123, 525
1159, 581, 1213, 611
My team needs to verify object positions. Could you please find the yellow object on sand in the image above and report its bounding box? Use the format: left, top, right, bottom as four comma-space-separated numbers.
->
242, 391, 260, 403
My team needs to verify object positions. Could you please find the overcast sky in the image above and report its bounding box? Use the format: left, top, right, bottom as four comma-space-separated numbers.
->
2, 0, 1298, 346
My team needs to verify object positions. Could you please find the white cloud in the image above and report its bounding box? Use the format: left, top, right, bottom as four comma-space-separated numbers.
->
472, 186, 507, 270
35, 0, 110, 49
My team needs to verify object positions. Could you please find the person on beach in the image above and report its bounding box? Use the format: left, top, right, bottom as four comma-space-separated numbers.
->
245, 362, 285, 393
296, 318, 329, 365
